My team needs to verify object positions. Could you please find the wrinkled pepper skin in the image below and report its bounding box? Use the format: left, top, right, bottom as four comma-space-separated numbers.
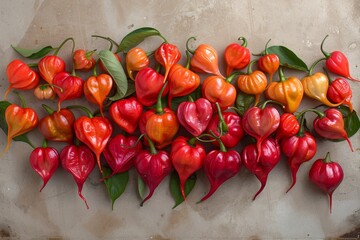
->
53, 72, 84, 110
29, 146, 59, 192
224, 38, 251, 76
170, 136, 206, 200
202, 75, 237, 109
313, 108, 353, 151
103, 134, 142, 175
5, 59, 40, 99
109, 97, 143, 134
275, 113, 300, 141
155, 43, 181, 82
327, 78, 353, 112
189, 43, 223, 77
126, 47, 149, 80
309, 152, 344, 213
34, 84, 56, 100
241, 137, 280, 200
73, 49, 96, 71
176, 98, 213, 137
38, 55, 66, 84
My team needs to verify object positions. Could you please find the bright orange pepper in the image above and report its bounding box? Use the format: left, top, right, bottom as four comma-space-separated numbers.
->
125, 47, 149, 80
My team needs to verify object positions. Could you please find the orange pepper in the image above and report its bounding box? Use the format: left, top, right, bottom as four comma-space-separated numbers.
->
125, 47, 149, 80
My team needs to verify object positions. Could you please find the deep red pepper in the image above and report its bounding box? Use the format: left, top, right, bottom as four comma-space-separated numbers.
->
60, 144, 96, 209
53, 72, 84, 110
257, 39, 280, 83
224, 37, 251, 76
109, 97, 143, 134
309, 152, 344, 213
275, 113, 300, 142
38, 55, 66, 84
103, 134, 142, 176
154, 42, 181, 83
170, 136, 206, 200
327, 77, 353, 112
241, 137, 280, 200
176, 97, 213, 137
73, 49, 96, 71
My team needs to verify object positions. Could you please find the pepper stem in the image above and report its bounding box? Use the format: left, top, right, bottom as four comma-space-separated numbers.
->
296, 108, 325, 119
246, 60, 257, 74
264, 39, 271, 55
91, 35, 119, 51
155, 82, 168, 114
217, 139, 227, 153
226, 70, 243, 83
42, 104, 55, 115
258, 99, 283, 109
41, 139, 48, 148
186, 37, 196, 55
238, 36, 248, 47
54, 37, 75, 56
188, 137, 197, 147
66, 105, 94, 118
323, 152, 332, 164
185, 50, 191, 69
13, 91, 27, 108
320, 35, 331, 58
297, 115, 306, 137
308, 58, 326, 75
278, 67, 286, 82
145, 135, 157, 155
215, 103, 228, 134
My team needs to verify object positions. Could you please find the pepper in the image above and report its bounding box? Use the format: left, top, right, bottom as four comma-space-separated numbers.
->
265, 67, 303, 113
257, 39, 280, 83
308, 152, 344, 213
241, 137, 280, 200
327, 77, 353, 112
29, 140, 59, 192
109, 97, 143, 134
143, 82, 179, 149
186, 37, 224, 77
135, 67, 169, 107
73, 49, 96, 71
176, 97, 213, 137
237, 60, 268, 106
320, 35, 360, 82
313, 108, 353, 151
60, 144, 96, 209
33, 84, 56, 100
38, 104, 75, 143
38, 55, 66, 84
167, 51, 201, 107
275, 113, 300, 141
103, 134, 142, 176
134, 136, 172, 206
200, 139, 241, 202
224, 37, 251, 76
5, 59, 40, 100
84, 73, 113, 116
125, 47, 149, 80
207, 103, 244, 148
170, 136, 206, 200
154, 42, 181, 83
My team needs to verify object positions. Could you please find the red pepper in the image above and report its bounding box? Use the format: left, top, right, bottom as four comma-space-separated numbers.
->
73, 49, 96, 71
155, 42, 181, 83
241, 137, 280, 200
257, 39, 280, 83
126, 47, 149, 80
38, 104, 75, 143
134, 136, 172, 206
275, 113, 300, 141
29, 140, 59, 192
83, 73, 113, 116
38, 55, 66, 84
309, 152, 344, 213
170, 136, 206, 200
176, 97, 213, 137
313, 108, 353, 151
60, 144, 96, 209
53, 72, 84, 110
200, 139, 241, 202
224, 37, 251, 76
109, 97, 143, 134
135, 67, 169, 107
5, 59, 40, 100
103, 134, 142, 176
327, 77, 353, 112
320, 35, 360, 82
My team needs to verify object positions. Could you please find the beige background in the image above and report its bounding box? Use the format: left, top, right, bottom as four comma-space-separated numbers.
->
0, 0, 360, 239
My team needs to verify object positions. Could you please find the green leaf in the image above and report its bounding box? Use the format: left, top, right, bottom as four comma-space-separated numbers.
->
102, 167, 129, 210
170, 171, 197, 209
117, 27, 165, 53
137, 175, 147, 201
235, 91, 255, 116
0, 101, 34, 148
98, 50, 128, 101
336, 106, 360, 139
11, 45, 55, 59
267, 46, 309, 72
124, 80, 136, 98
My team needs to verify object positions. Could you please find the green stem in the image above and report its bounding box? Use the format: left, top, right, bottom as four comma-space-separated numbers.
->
40, 84, 63, 92
146, 50, 155, 57
42, 104, 55, 115
278, 67, 286, 82
308, 58, 326, 75
238, 36, 248, 47
323, 67, 332, 84
13, 91, 27, 108
145, 135, 157, 155
323, 152, 332, 163
188, 137, 197, 147
246, 60, 257, 74
185, 50, 191, 69
66, 105, 93, 118
91, 35, 119, 50
54, 37, 75, 56
42, 139, 48, 148
296, 108, 325, 119
216, 103, 228, 134
217, 139, 227, 153
27, 63, 38, 68
186, 37, 196, 55
264, 39, 271, 55
297, 114, 306, 137
258, 99, 283, 109
320, 35, 331, 58
93, 62, 97, 76
155, 82, 168, 114
188, 95, 194, 102
86, 49, 96, 59
226, 70, 243, 83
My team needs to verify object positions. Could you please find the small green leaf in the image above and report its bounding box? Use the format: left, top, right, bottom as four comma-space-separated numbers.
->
117, 27, 165, 53
102, 167, 129, 210
235, 91, 255, 116
137, 175, 147, 200
170, 171, 197, 209
11, 45, 55, 59
267, 46, 309, 72
336, 106, 360, 139
98, 50, 128, 101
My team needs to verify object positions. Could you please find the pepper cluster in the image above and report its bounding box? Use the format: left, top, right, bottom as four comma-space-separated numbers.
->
1, 27, 359, 212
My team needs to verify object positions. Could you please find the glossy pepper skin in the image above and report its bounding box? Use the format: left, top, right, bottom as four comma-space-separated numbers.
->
327, 78, 353, 112
60, 144, 96, 209
176, 97, 213, 137
241, 137, 281, 200
53, 72, 84, 110
265, 68, 303, 113
257, 39, 280, 83
38, 55, 66, 84
170, 136, 206, 200
34, 84, 56, 100
309, 152, 344, 213
103, 134, 143, 176
134, 137, 172, 206
38, 104, 75, 143
126, 47, 149, 80
109, 97, 143, 134
135, 67, 169, 107
275, 113, 300, 141
83, 73, 113, 116
29, 145, 59, 192
5, 59, 40, 100
224, 37, 251, 76
73, 49, 96, 71
313, 108, 353, 151
154, 42, 181, 83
